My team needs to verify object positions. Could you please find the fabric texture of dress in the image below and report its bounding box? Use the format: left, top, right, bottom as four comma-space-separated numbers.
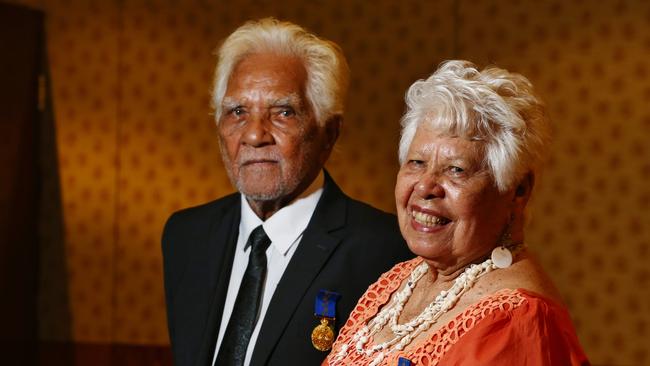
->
324, 257, 591, 366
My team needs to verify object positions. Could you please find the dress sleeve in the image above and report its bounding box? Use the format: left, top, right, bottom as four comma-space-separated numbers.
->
438, 293, 591, 366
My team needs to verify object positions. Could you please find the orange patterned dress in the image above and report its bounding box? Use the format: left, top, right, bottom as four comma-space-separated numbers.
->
324, 257, 590, 366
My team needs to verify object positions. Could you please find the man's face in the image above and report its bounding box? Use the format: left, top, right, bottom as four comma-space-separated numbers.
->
218, 52, 332, 208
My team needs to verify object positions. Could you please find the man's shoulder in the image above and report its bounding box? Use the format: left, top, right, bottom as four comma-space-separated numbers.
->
161, 193, 240, 261
341, 195, 399, 231
326, 194, 407, 257
163, 193, 239, 234
345, 196, 395, 218
168, 193, 239, 222
317, 175, 402, 242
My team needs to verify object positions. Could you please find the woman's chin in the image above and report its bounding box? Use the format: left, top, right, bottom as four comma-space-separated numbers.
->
405, 240, 449, 261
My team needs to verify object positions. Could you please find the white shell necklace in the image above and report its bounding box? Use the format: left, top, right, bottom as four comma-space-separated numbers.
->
331, 244, 522, 366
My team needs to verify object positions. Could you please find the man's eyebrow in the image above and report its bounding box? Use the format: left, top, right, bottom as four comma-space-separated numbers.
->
270, 94, 300, 106
221, 97, 240, 109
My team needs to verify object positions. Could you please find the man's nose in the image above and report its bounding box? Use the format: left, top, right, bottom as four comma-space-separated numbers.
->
242, 114, 273, 147
414, 173, 445, 200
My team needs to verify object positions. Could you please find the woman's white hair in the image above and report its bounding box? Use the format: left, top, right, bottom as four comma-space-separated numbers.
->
212, 18, 350, 125
399, 60, 551, 192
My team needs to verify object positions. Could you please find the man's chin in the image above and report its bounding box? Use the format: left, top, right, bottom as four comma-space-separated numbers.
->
237, 182, 284, 202
242, 191, 283, 201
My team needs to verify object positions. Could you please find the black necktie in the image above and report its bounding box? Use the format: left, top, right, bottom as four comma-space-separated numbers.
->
215, 225, 271, 366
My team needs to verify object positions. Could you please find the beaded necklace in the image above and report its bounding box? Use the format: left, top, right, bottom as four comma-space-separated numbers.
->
331, 245, 522, 366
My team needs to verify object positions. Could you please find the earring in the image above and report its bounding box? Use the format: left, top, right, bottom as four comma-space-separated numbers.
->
491, 246, 513, 268
491, 214, 517, 269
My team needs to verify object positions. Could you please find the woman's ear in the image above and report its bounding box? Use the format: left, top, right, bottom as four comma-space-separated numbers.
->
507, 173, 535, 242
514, 172, 534, 205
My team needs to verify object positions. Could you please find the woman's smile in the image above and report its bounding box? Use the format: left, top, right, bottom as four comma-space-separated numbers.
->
409, 205, 451, 232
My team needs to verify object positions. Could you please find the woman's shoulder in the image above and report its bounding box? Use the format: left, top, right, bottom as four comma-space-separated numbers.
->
463, 287, 569, 322
470, 250, 565, 305
434, 287, 589, 365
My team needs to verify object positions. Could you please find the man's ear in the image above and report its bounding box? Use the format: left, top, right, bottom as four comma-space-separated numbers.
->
324, 114, 342, 149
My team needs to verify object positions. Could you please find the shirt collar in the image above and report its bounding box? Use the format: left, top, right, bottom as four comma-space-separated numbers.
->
239, 171, 325, 255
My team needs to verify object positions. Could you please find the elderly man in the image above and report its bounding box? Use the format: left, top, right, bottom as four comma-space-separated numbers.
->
162, 18, 411, 366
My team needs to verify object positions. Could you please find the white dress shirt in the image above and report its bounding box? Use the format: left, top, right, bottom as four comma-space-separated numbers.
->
212, 171, 324, 366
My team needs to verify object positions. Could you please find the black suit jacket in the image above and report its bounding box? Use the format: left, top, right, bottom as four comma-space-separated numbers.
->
162, 172, 412, 366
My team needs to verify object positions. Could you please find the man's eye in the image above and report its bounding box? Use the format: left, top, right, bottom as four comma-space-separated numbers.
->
229, 107, 245, 116
278, 108, 295, 117
407, 160, 425, 167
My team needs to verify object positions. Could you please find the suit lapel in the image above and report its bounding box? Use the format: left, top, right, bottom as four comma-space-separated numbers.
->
195, 197, 241, 366
250, 172, 347, 365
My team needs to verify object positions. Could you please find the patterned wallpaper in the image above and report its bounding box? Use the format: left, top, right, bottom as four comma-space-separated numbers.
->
6, 0, 649, 365
454, 2, 650, 364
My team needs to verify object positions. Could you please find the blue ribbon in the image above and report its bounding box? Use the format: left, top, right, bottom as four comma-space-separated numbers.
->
397, 357, 412, 366
314, 289, 341, 318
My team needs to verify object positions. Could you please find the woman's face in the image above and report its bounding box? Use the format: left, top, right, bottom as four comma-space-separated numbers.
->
395, 125, 516, 271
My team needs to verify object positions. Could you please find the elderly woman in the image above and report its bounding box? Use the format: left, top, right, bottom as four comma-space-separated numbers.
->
324, 61, 590, 365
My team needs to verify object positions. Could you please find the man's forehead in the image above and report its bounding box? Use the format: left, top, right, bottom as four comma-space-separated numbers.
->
222, 93, 302, 106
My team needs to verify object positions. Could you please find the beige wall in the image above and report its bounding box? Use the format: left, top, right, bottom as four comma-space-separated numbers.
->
9, 0, 649, 364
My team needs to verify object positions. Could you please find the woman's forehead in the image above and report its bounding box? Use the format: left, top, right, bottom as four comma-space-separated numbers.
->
411, 126, 485, 156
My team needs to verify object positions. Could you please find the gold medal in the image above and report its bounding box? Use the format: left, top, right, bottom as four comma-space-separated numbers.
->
311, 318, 335, 351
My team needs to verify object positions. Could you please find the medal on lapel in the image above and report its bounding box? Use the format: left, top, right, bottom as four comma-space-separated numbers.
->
311, 289, 340, 351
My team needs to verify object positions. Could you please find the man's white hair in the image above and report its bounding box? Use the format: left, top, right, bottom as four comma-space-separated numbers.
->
212, 18, 350, 125
399, 60, 551, 192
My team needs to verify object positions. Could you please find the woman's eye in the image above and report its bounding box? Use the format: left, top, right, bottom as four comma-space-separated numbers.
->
449, 166, 464, 173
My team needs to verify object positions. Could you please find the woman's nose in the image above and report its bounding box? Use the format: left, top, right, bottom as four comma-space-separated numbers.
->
242, 115, 273, 147
414, 174, 445, 199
